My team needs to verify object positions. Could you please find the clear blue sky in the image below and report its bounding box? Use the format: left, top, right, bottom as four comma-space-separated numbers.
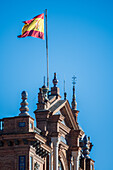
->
0, 0, 113, 169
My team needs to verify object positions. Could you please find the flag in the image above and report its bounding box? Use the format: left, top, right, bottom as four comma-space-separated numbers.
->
18, 13, 44, 39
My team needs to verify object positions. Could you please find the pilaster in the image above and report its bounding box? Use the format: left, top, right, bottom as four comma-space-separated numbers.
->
51, 137, 60, 170
72, 150, 80, 170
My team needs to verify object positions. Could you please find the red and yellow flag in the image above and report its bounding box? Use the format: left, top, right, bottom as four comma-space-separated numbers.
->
18, 13, 44, 39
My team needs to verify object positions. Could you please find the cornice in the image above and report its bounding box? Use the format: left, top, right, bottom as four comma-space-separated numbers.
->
0, 132, 47, 144
65, 101, 79, 130
59, 141, 69, 151
40, 143, 51, 153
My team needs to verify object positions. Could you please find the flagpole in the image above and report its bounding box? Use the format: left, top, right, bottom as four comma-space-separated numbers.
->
45, 9, 49, 89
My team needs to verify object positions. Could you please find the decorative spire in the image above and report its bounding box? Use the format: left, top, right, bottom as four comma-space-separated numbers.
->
53, 72, 58, 87
51, 73, 60, 96
38, 88, 44, 103
64, 80, 67, 100
71, 75, 77, 110
42, 76, 46, 88
19, 91, 29, 116
42, 76, 49, 102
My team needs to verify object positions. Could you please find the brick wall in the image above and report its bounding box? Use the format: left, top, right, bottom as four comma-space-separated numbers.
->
2, 116, 34, 134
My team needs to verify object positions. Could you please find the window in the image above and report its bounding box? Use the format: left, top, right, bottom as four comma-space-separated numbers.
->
19, 156, 26, 170
30, 156, 33, 170
0, 120, 4, 131
19, 122, 26, 127
30, 122, 33, 129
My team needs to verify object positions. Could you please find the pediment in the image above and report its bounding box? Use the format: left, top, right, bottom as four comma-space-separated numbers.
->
48, 99, 79, 130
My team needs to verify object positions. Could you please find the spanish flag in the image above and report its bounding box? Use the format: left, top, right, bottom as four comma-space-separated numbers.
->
18, 13, 44, 39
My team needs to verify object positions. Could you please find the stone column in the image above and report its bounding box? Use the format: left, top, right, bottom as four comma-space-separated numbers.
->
72, 150, 80, 170
70, 155, 74, 170
48, 153, 52, 170
51, 137, 60, 170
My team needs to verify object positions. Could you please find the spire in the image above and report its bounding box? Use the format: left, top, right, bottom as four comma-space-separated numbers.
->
42, 76, 49, 102
51, 73, 60, 97
71, 75, 79, 122
38, 88, 44, 103
64, 80, 67, 100
71, 75, 77, 110
36, 76, 50, 110
53, 72, 58, 87
19, 91, 29, 116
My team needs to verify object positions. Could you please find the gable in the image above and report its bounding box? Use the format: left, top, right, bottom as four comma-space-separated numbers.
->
49, 99, 79, 130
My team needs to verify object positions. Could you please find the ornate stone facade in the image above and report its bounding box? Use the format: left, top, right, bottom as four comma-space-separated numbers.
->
0, 73, 95, 170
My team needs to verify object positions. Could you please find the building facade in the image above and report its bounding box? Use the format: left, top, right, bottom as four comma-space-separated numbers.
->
0, 73, 95, 170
